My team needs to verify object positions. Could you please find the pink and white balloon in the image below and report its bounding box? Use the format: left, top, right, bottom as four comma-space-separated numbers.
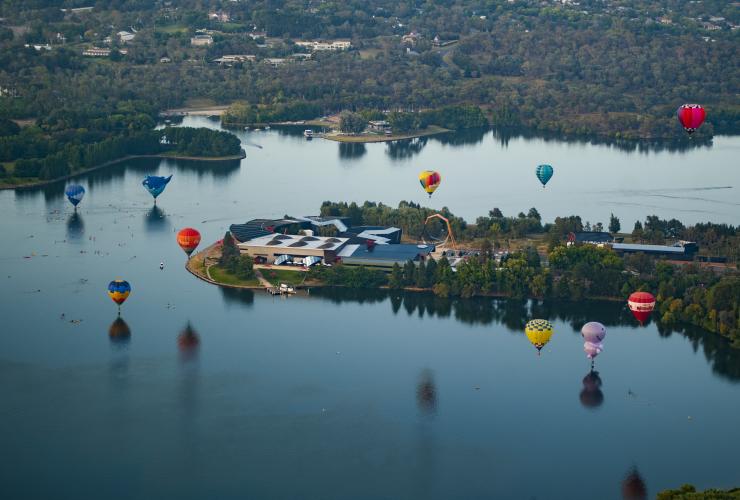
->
582, 322, 607, 361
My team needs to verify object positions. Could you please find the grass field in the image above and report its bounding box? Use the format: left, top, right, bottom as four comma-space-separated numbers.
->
209, 265, 261, 287
258, 268, 306, 286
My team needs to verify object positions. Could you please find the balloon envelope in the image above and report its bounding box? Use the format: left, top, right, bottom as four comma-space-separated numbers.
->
535, 164, 553, 187
677, 104, 706, 134
581, 322, 607, 343
108, 279, 131, 306
525, 319, 554, 353
177, 228, 201, 256
142, 175, 172, 199
418, 170, 441, 197
65, 184, 85, 207
628, 291, 656, 324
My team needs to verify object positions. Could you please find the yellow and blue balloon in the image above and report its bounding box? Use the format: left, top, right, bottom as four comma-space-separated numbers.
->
525, 319, 554, 355
418, 170, 441, 198
108, 279, 131, 311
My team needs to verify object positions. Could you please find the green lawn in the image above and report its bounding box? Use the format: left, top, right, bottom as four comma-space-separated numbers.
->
156, 24, 188, 34
209, 265, 261, 287
258, 268, 306, 286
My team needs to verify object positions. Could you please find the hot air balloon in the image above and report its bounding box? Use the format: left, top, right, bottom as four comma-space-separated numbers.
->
142, 175, 172, 202
65, 184, 85, 209
418, 170, 441, 198
628, 291, 656, 325
525, 319, 554, 355
581, 322, 607, 344
108, 279, 131, 312
677, 104, 706, 135
579, 370, 604, 409
177, 228, 201, 257
535, 164, 553, 188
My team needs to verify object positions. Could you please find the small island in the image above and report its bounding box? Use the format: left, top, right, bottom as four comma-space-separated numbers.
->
1, 125, 244, 190
221, 103, 487, 143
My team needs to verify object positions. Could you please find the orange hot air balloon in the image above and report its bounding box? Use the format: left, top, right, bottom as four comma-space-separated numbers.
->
628, 291, 655, 325
177, 228, 201, 257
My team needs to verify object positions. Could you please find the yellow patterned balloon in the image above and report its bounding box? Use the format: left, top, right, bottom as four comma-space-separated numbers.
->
525, 319, 554, 355
418, 170, 441, 197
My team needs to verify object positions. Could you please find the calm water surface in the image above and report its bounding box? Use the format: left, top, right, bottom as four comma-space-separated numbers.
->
1, 121, 739, 499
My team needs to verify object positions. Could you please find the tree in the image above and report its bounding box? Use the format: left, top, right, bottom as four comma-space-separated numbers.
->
490, 208, 504, 218
338, 111, 366, 134
632, 221, 644, 242
609, 213, 621, 234
220, 232, 240, 265
389, 263, 404, 289
527, 207, 541, 221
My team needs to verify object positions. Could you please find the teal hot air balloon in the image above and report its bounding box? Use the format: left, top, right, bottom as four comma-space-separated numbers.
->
142, 175, 172, 203
535, 164, 554, 188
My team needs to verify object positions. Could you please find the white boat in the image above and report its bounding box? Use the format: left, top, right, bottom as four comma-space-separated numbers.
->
279, 283, 296, 294
304, 129, 314, 139
264, 125, 271, 130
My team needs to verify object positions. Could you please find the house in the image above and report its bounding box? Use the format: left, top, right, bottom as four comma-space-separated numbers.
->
83, 47, 110, 57
208, 11, 230, 22
117, 30, 135, 43
160, 56, 172, 63
212, 54, 256, 65
611, 242, 699, 261
264, 58, 287, 67
191, 34, 213, 46
567, 231, 614, 245
291, 53, 313, 61
25, 44, 52, 51
294, 40, 351, 51
248, 31, 267, 40
368, 120, 390, 132
402, 32, 422, 45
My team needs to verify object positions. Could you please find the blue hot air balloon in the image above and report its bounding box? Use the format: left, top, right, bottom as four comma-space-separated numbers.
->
65, 184, 85, 208
142, 175, 172, 202
535, 164, 554, 188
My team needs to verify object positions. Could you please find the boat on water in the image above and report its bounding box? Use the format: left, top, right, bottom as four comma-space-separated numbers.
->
304, 129, 314, 139
279, 283, 296, 294
264, 125, 271, 130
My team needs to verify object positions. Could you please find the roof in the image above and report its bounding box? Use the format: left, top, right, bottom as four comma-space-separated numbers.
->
569, 231, 613, 243
341, 243, 435, 264
612, 243, 686, 254
238, 233, 349, 251
229, 219, 303, 242
341, 226, 401, 244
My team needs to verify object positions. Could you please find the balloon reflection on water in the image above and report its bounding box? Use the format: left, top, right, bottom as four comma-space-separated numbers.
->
579, 370, 604, 409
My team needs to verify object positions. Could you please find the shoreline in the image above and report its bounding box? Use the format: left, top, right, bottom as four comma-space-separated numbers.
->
1, 150, 246, 191
321, 126, 451, 143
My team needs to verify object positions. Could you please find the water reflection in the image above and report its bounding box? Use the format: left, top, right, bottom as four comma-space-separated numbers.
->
307, 289, 740, 382
178, 322, 200, 361
338, 142, 367, 160
431, 127, 487, 147
416, 369, 437, 417
490, 126, 711, 154
66, 212, 84, 240
386, 137, 428, 160
220, 287, 255, 307
108, 316, 131, 347
579, 370, 604, 409
144, 205, 170, 233
621, 467, 648, 500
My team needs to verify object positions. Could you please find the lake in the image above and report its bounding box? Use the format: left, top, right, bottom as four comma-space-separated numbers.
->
0, 119, 738, 499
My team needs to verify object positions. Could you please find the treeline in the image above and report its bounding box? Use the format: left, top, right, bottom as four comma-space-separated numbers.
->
6, 127, 241, 180
319, 201, 740, 264
386, 106, 488, 132
222, 101, 322, 126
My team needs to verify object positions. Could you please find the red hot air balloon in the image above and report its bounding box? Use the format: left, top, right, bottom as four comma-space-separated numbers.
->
628, 292, 656, 325
677, 104, 706, 134
177, 228, 201, 257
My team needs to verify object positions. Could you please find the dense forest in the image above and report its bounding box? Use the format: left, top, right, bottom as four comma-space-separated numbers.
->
1, 126, 240, 181
0, 0, 737, 141
309, 201, 740, 346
